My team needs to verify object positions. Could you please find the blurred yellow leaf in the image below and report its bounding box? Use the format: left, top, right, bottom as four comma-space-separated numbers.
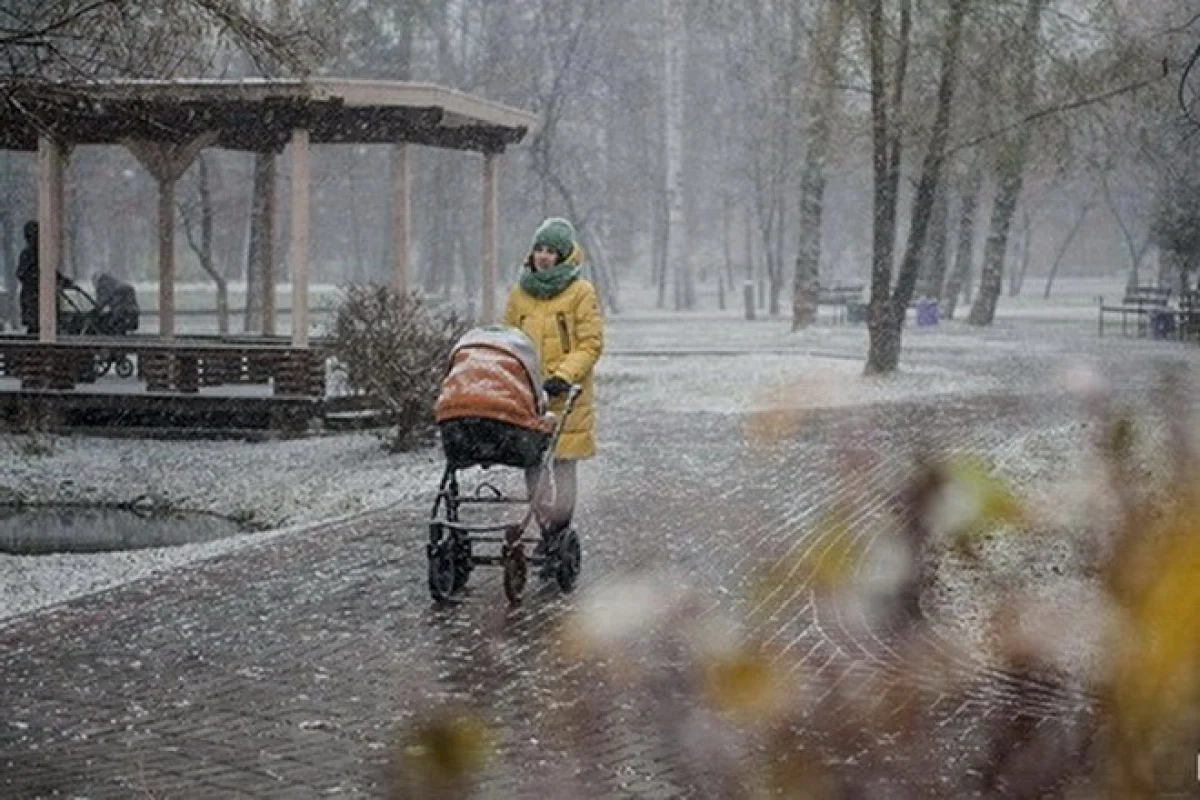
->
1102, 412, 1137, 464
750, 508, 864, 619
703, 649, 788, 724
395, 708, 493, 794
1111, 504, 1200, 733
924, 456, 1026, 552
740, 374, 847, 451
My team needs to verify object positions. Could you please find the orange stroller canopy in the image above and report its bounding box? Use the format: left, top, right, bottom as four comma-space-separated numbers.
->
434, 326, 553, 434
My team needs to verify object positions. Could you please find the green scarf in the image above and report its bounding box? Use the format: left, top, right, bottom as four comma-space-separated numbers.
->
520, 263, 581, 299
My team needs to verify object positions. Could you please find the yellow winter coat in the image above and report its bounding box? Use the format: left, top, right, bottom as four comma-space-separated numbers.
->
504, 278, 604, 459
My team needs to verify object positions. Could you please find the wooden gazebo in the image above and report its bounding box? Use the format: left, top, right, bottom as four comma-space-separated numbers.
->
0, 78, 536, 419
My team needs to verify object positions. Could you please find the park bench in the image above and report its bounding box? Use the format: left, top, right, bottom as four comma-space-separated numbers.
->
818, 282, 867, 324
1179, 290, 1200, 342
1097, 285, 1171, 338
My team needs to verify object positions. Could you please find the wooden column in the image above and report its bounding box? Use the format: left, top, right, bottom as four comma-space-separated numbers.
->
481, 151, 500, 324
125, 133, 216, 340
36, 135, 65, 342
391, 144, 410, 295
262, 155, 278, 337
157, 177, 177, 339
290, 129, 311, 348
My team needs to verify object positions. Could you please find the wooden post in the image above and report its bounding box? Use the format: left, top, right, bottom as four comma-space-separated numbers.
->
481, 152, 500, 324
391, 144, 410, 295
158, 178, 176, 339
36, 135, 64, 343
262, 154, 277, 337
290, 129, 310, 348
124, 134, 216, 341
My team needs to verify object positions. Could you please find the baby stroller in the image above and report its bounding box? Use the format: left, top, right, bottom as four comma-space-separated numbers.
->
428, 326, 583, 604
57, 280, 138, 378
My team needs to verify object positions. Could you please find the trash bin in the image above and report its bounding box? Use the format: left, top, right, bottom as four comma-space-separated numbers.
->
1149, 309, 1176, 340
916, 298, 940, 327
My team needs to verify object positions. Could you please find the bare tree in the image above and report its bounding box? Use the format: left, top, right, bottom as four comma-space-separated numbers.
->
865, 0, 967, 375
942, 152, 982, 319
0, 0, 324, 80
663, 0, 691, 311
1043, 196, 1092, 299
792, 0, 847, 330
179, 155, 230, 334
968, 0, 1047, 326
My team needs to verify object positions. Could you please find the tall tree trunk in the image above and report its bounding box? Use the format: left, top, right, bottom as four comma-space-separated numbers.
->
883, 0, 912, 236
663, 0, 689, 311
743, 205, 756, 320
655, 191, 668, 307
1100, 173, 1151, 292
867, 0, 965, 374
864, 0, 897, 354
66, 176, 83, 281
348, 152, 367, 283
943, 157, 982, 319
969, 0, 1046, 326
793, 0, 846, 330
1009, 207, 1033, 297
1, 208, 13, 328
1043, 200, 1090, 299
920, 183, 950, 301
244, 152, 275, 333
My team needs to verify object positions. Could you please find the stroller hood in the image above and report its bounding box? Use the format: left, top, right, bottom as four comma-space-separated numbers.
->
435, 325, 552, 433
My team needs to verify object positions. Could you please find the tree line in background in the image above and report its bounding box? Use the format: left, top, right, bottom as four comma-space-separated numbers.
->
0, 0, 1197, 372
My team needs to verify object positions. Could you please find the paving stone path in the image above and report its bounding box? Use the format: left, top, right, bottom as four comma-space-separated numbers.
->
1, 329, 1193, 798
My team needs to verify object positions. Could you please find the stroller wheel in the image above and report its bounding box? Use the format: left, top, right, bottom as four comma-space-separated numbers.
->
555, 529, 582, 594
115, 355, 135, 379
502, 545, 527, 605
428, 544, 456, 603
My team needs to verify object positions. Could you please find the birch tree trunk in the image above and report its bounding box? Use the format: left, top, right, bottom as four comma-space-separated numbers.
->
969, 0, 1047, 326
943, 156, 982, 319
1009, 207, 1033, 297
792, 0, 846, 330
663, 0, 690, 311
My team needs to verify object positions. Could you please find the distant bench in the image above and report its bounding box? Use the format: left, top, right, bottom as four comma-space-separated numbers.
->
1097, 286, 1171, 338
818, 282, 867, 324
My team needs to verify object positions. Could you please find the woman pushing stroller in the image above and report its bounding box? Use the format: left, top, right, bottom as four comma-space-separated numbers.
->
504, 217, 604, 552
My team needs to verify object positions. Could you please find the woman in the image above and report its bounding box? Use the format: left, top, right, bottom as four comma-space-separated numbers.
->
503, 217, 604, 546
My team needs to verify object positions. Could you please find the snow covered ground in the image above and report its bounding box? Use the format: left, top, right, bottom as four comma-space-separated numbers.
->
0, 281, 1191, 631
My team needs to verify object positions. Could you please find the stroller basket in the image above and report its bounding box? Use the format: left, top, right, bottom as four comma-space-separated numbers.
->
439, 417, 549, 470
434, 326, 554, 470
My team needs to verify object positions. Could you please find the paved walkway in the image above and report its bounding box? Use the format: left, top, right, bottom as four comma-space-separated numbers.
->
0, 332, 1193, 798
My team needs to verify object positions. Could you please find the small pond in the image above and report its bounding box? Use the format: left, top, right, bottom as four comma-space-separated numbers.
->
0, 506, 249, 555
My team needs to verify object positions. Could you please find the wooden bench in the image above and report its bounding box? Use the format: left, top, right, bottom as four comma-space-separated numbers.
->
0, 337, 329, 396
818, 282, 867, 324
1098, 286, 1171, 338
1176, 289, 1200, 342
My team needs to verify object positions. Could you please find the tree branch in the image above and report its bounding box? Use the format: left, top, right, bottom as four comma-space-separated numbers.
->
950, 71, 1170, 156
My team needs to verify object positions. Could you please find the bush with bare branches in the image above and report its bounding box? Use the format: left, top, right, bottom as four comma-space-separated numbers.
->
329, 286, 468, 453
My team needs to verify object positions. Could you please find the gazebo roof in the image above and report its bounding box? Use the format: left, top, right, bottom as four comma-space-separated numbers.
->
0, 78, 538, 153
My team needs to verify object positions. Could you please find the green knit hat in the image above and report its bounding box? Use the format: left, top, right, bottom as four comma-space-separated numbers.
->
532, 217, 576, 260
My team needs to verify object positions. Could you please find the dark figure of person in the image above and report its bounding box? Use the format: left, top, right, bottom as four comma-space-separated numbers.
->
16, 220, 73, 335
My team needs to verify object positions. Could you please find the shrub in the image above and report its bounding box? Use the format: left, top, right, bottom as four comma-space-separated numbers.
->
329, 286, 469, 452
